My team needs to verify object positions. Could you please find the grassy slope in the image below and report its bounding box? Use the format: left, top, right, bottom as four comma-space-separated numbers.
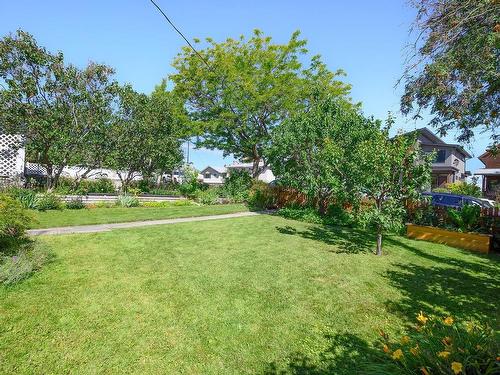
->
1, 215, 498, 374
29, 203, 248, 228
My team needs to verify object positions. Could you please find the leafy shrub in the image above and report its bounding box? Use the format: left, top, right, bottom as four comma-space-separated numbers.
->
35, 192, 62, 211
221, 170, 252, 202
8, 188, 39, 209
247, 181, 276, 210
87, 201, 114, 209
448, 204, 481, 233
0, 241, 52, 285
194, 189, 220, 205
116, 194, 139, 208
375, 312, 499, 375
65, 197, 85, 210
432, 179, 482, 198
0, 194, 32, 249
178, 165, 206, 197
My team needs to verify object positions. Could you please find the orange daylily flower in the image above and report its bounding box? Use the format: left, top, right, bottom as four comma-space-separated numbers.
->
383, 344, 390, 353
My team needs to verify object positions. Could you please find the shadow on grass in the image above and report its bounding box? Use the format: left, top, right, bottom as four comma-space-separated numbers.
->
275, 225, 374, 254
263, 333, 398, 375
384, 236, 500, 325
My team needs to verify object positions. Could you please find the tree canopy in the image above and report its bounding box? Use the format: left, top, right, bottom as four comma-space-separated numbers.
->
171, 29, 352, 178
0, 30, 117, 188
267, 95, 379, 214
401, 0, 500, 144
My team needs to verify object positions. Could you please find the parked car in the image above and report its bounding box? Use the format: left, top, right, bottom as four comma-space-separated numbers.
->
422, 192, 493, 209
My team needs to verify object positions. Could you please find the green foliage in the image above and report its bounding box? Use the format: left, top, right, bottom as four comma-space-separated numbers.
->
0, 30, 118, 188
247, 181, 276, 210
220, 170, 252, 202
194, 189, 220, 205
447, 180, 482, 198
448, 205, 481, 233
0, 194, 32, 249
357, 119, 433, 254
116, 195, 139, 208
401, 0, 499, 144
178, 165, 205, 197
107, 84, 184, 190
7, 188, 39, 209
65, 197, 85, 210
55, 177, 116, 195
34, 193, 63, 211
171, 29, 352, 177
376, 312, 499, 375
277, 206, 326, 224
0, 241, 52, 285
267, 96, 378, 214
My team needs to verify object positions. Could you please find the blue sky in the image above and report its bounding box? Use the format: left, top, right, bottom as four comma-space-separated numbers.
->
0, 0, 490, 173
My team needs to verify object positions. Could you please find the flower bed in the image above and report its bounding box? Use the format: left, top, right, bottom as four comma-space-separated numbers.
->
406, 223, 491, 254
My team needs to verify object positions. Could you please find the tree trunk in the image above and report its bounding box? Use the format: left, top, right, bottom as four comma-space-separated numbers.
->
376, 227, 383, 256
252, 157, 261, 179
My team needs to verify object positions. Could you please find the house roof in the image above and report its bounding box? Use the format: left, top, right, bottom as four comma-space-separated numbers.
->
413, 127, 473, 159
474, 168, 500, 176
227, 161, 265, 169
199, 166, 227, 174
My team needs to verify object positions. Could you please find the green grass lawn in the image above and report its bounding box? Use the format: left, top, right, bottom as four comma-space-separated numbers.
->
29, 203, 248, 228
1, 215, 498, 374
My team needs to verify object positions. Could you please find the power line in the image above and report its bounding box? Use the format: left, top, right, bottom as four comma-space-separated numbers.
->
148, 0, 211, 69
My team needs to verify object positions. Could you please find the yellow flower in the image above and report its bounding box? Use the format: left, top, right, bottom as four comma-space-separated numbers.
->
438, 351, 451, 359
417, 311, 428, 324
451, 362, 463, 374
392, 349, 404, 360
410, 346, 419, 356
466, 322, 474, 332
401, 335, 410, 345
421, 367, 430, 375
383, 344, 390, 353
444, 316, 454, 326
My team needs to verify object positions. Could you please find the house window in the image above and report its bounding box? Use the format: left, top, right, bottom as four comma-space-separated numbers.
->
205, 173, 211, 179
435, 149, 446, 163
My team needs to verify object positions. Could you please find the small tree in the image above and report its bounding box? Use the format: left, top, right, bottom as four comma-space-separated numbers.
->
267, 96, 378, 214
107, 84, 184, 191
357, 120, 432, 255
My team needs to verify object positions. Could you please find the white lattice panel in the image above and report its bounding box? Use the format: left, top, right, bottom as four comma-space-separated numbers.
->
0, 132, 24, 177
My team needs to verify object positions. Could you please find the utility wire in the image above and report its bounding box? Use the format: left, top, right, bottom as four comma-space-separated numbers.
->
148, 0, 211, 69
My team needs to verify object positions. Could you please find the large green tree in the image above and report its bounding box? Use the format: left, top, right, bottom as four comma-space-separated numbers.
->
401, 0, 500, 144
267, 96, 379, 214
0, 30, 117, 188
171, 29, 352, 178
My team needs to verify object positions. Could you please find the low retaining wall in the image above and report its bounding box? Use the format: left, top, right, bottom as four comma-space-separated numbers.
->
60, 194, 184, 204
406, 224, 491, 254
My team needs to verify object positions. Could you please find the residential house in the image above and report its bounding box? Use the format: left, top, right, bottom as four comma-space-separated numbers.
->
198, 166, 227, 185
413, 127, 471, 188
474, 149, 500, 199
198, 161, 275, 185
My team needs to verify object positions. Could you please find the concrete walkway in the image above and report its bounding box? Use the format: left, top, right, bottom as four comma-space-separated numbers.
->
28, 211, 264, 236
